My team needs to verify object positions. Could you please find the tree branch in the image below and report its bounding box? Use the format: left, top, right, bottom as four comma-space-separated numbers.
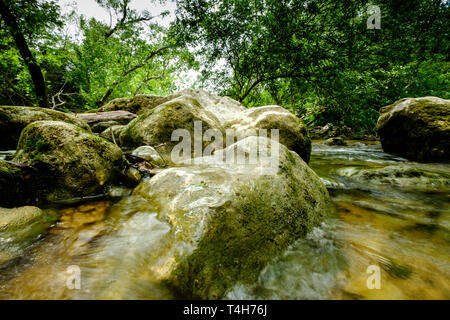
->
96, 46, 171, 106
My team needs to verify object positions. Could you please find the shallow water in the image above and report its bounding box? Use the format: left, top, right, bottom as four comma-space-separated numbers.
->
0, 142, 449, 299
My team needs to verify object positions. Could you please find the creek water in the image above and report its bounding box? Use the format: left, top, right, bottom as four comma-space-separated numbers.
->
0, 141, 449, 299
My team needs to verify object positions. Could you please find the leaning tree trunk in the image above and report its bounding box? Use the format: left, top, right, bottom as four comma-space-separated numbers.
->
0, 0, 49, 108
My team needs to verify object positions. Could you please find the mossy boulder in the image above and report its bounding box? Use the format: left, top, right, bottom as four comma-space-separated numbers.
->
126, 136, 330, 299
377, 97, 450, 162
224, 105, 312, 163
0, 206, 58, 265
0, 106, 91, 150
13, 121, 125, 202
97, 89, 245, 122
119, 96, 224, 162
98, 95, 173, 115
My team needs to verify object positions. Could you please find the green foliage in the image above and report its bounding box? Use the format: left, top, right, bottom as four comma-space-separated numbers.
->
0, 0, 195, 111
173, 0, 450, 131
0, 0, 448, 131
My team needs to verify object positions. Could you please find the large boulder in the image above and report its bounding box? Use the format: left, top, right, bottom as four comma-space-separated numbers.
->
119, 96, 224, 162
76, 137, 330, 299
377, 97, 450, 162
224, 105, 311, 163
98, 89, 246, 123
97, 94, 172, 115
0, 106, 90, 150
0, 206, 58, 265
13, 121, 125, 202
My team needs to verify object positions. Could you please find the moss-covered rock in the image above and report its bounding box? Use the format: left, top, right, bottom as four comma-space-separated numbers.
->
13, 121, 125, 202
0, 206, 58, 265
224, 105, 312, 163
127, 136, 330, 299
0, 106, 91, 150
97, 89, 245, 122
377, 97, 450, 162
98, 94, 173, 115
119, 96, 224, 162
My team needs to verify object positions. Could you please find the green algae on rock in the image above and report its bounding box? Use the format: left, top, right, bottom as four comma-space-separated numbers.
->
13, 121, 126, 202
119, 95, 224, 162
377, 97, 450, 162
128, 136, 330, 299
0, 106, 91, 150
0, 206, 58, 265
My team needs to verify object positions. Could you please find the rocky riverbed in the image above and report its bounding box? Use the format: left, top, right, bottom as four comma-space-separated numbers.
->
0, 91, 448, 299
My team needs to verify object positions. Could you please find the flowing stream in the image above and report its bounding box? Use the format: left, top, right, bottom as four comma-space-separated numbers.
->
0, 141, 449, 299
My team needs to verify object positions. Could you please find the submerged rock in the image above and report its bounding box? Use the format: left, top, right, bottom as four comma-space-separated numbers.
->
0, 206, 58, 265
82, 137, 330, 299
337, 164, 450, 192
224, 106, 311, 163
119, 96, 224, 162
377, 97, 450, 162
0, 106, 90, 150
13, 121, 125, 202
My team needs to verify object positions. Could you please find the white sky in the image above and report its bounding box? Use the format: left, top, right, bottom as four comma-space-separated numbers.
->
58, 0, 177, 28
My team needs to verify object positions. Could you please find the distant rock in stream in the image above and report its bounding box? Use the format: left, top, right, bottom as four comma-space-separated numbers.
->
377, 97, 450, 162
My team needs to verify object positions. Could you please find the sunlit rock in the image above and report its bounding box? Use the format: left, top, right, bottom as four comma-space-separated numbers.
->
377, 97, 450, 162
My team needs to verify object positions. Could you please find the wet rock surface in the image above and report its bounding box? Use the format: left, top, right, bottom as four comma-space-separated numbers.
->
377, 97, 450, 162
13, 121, 126, 202
0, 106, 90, 150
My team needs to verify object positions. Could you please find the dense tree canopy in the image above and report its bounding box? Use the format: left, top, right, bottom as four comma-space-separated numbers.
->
0, 0, 448, 131
173, 0, 450, 130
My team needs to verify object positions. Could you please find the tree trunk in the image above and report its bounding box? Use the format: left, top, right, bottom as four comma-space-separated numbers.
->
0, 0, 49, 108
